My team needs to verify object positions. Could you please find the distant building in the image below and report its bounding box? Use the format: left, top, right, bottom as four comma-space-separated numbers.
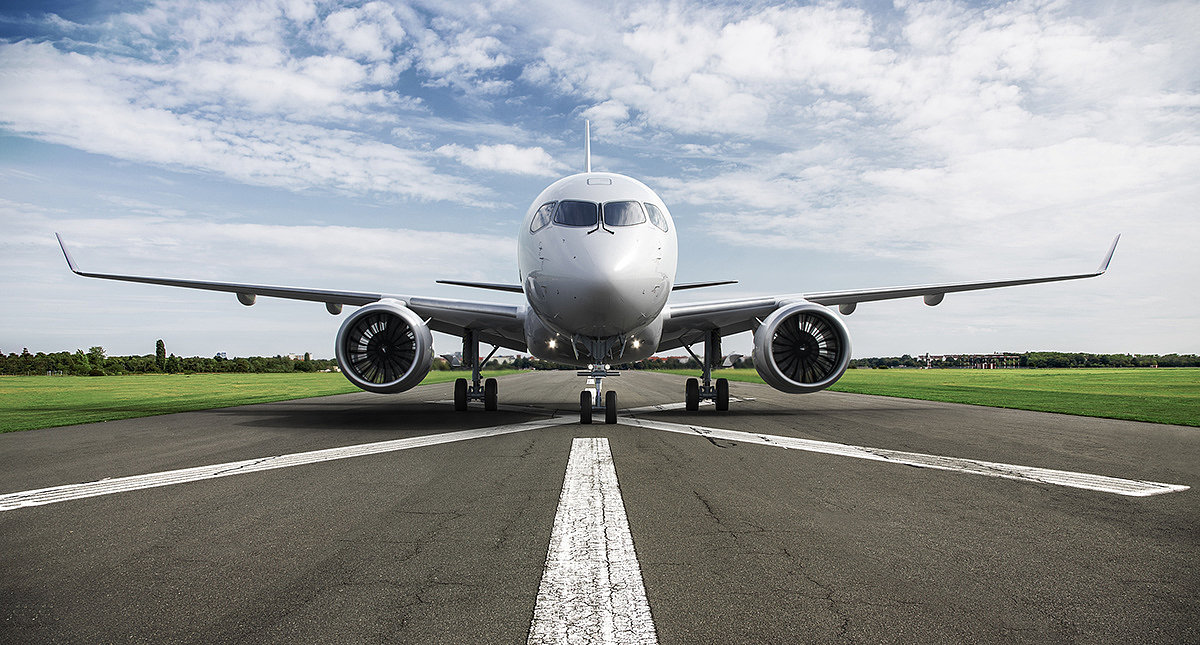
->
922, 352, 1021, 369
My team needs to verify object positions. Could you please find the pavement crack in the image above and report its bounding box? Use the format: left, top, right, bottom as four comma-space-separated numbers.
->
780, 547, 855, 643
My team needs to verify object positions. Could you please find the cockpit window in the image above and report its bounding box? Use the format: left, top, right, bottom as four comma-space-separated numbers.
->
645, 203, 669, 232
553, 200, 599, 227
602, 201, 646, 227
530, 201, 556, 233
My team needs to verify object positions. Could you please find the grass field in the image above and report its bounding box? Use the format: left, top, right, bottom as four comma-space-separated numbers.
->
4, 368, 1197, 433
0, 370, 520, 434
663, 367, 1200, 427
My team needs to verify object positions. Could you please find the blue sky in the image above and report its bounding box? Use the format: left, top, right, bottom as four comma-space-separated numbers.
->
2, 0, 1197, 360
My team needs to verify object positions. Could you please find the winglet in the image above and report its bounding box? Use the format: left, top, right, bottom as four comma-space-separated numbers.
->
1097, 234, 1120, 274
55, 233, 83, 275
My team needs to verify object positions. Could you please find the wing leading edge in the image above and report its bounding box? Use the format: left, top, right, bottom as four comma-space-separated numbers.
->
55, 234, 529, 351
803, 235, 1120, 310
660, 235, 1119, 350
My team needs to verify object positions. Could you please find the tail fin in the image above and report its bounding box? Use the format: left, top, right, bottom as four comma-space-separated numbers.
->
584, 120, 591, 173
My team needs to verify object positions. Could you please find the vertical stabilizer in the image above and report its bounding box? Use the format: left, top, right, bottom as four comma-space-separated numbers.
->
584, 120, 591, 173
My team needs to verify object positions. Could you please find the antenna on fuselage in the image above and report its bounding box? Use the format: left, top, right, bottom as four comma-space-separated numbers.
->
584, 120, 591, 173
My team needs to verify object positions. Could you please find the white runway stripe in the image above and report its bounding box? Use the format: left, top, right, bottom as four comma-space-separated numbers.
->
0, 417, 575, 512
528, 438, 657, 645
620, 417, 1190, 497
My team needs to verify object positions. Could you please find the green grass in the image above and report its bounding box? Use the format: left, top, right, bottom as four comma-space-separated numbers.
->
661, 368, 1200, 427
6, 368, 1197, 433
0, 370, 521, 433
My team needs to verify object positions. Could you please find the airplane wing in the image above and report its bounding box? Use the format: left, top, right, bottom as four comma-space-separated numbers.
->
56, 234, 528, 352
658, 235, 1119, 351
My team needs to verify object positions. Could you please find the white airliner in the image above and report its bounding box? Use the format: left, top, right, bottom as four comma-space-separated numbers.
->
56, 123, 1119, 424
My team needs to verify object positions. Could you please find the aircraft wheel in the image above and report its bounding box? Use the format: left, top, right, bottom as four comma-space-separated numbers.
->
484, 378, 498, 411
715, 378, 729, 411
580, 391, 593, 424
454, 378, 468, 411
605, 391, 617, 424
685, 378, 699, 411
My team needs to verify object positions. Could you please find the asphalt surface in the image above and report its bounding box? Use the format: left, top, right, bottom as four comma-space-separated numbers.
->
1, 371, 1196, 644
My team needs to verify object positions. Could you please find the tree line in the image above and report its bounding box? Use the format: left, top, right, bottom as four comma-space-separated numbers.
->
2, 345, 1197, 376
849, 352, 1200, 369
0, 342, 337, 376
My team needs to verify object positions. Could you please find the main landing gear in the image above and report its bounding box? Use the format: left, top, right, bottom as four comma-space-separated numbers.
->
453, 330, 499, 412
579, 365, 618, 424
683, 329, 729, 412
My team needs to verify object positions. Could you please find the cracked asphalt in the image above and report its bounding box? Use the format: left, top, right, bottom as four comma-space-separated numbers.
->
1, 371, 1197, 643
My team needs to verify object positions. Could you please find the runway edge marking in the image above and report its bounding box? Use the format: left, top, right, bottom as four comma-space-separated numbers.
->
0, 417, 575, 512
528, 438, 658, 645
620, 417, 1190, 497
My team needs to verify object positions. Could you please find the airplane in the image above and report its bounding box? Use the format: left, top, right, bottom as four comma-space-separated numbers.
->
56, 122, 1119, 424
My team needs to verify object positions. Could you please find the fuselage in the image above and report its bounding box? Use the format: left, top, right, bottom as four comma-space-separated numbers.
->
517, 172, 678, 365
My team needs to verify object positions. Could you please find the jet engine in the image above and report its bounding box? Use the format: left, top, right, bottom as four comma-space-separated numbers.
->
335, 300, 433, 394
752, 302, 852, 394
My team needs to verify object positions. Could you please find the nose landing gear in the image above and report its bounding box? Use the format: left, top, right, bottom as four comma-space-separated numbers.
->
579, 365, 619, 424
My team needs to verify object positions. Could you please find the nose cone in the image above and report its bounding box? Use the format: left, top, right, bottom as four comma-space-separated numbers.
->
527, 232, 669, 337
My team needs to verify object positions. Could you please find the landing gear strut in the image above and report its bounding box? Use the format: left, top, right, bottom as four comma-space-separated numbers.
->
578, 365, 619, 424
453, 329, 499, 411
683, 329, 729, 412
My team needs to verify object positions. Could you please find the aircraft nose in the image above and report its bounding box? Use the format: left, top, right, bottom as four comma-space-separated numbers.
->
567, 270, 666, 336
533, 234, 669, 337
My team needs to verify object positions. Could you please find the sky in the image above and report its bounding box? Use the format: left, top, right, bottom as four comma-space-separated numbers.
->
1, 0, 1197, 360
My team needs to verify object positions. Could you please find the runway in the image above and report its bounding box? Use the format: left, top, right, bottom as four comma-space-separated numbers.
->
1, 371, 1196, 643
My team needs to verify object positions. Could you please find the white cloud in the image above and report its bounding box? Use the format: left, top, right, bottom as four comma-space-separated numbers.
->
436, 143, 568, 176
0, 41, 486, 204
322, 2, 406, 62
517, 0, 1198, 269
414, 30, 511, 92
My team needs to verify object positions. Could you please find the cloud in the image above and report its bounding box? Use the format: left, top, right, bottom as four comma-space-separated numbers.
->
322, 2, 407, 62
514, 0, 1198, 271
436, 143, 568, 176
0, 40, 488, 204
0, 1, 546, 205
415, 30, 511, 92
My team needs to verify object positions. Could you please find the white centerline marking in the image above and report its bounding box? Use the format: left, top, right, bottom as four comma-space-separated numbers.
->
0, 417, 575, 512
529, 438, 657, 645
619, 417, 1190, 497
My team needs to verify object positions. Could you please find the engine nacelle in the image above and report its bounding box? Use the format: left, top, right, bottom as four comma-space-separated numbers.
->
752, 302, 852, 394
335, 300, 433, 394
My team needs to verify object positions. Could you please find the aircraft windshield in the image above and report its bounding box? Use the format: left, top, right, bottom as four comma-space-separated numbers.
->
645, 203, 669, 232
530, 201, 556, 233
603, 201, 646, 227
554, 200, 599, 227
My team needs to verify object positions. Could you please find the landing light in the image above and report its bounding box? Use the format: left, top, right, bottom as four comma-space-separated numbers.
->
548, 339, 557, 349
631, 339, 641, 349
